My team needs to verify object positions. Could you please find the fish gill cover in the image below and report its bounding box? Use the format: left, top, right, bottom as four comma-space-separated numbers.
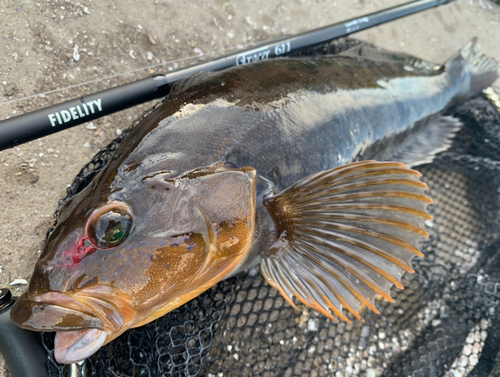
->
40, 39, 500, 377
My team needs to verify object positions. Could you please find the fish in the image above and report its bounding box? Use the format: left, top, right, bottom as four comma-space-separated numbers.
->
10, 39, 499, 364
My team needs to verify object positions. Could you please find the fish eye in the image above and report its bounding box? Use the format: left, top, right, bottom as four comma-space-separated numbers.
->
88, 205, 133, 248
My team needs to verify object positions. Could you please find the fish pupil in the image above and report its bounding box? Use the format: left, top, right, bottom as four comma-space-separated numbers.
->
109, 229, 124, 242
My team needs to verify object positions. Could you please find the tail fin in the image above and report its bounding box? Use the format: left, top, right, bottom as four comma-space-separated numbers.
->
446, 38, 500, 95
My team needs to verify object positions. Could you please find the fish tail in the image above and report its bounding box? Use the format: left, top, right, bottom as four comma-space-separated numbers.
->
446, 38, 500, 96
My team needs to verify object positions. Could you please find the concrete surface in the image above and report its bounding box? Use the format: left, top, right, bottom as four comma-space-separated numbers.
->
0, 0, 499, 375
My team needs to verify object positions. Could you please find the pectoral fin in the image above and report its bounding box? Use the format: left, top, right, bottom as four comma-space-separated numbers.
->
260, 161, 432, 322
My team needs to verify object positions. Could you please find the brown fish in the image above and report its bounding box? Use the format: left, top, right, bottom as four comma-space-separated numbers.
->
10, 39, 499, 364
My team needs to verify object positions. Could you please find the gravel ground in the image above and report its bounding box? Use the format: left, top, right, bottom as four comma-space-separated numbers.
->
0, 0, 499, 375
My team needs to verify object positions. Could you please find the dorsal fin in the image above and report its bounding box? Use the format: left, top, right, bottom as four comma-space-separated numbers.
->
338, 43, 438, 71
169, 71, 221, 97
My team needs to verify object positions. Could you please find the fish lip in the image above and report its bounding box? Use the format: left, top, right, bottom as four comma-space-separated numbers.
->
54, 328, 107, 364
10, 292, 105, 332
35, 290, 124, 332
11, 287, 127, 333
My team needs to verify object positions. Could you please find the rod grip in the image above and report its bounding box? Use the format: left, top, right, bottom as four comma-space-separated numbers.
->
0, 298, 49, 377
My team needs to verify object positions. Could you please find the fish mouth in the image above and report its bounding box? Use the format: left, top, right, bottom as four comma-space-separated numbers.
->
54, 328, 108, 364
10, 286, 133, 364
11, 289, 124, 332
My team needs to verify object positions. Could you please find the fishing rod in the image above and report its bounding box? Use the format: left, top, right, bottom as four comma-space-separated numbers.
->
0, 0, 455, 152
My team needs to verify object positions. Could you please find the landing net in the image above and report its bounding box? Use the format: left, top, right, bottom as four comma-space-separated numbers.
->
41, 38, 500, 377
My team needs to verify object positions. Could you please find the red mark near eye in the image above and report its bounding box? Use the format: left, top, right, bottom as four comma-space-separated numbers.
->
59, 235, 97, 268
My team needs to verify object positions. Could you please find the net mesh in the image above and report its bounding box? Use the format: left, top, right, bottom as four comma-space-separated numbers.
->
39, 38, 500, 377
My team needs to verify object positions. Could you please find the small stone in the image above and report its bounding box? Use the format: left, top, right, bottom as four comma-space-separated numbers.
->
463, 344, 472, 356
73, 44, 80, 61
9, 278, 28, 286
481, 330, 488, 341
466, 332, 474, 344
116, 129, 123, 136
366, 369, 376, 377
474, 331, 482, 343
85, 122, 96, 130
472, 342, 482, 355
432, 319, 441, 327
469, 353, 479, 366
460, 355, 468, 367
83, 142, 90, 148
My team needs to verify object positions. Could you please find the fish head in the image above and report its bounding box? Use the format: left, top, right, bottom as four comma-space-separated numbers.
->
11, 162, 256, 364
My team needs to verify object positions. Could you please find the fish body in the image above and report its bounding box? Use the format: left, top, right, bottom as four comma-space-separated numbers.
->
11, 40, 500, 364
106, 45, 465, 190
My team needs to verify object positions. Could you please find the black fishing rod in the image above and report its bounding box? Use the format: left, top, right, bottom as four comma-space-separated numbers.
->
0, 0, 455, 152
